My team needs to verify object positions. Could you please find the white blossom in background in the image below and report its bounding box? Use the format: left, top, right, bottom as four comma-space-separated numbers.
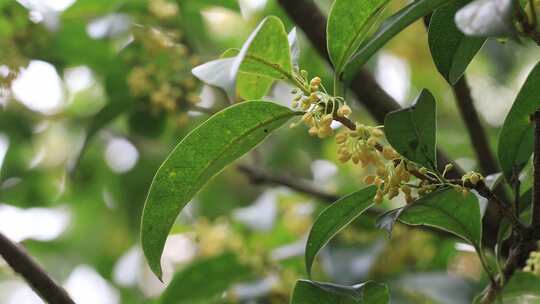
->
105, 137, 139, 173
375, 53, 411, 106
12, 61, 65, 115
64, 265, 119, 304
0, 204, 70, 242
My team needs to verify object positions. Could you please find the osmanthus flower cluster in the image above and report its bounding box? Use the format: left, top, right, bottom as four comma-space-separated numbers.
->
524, 251, 540, 275
290, 75, 351, 139
289, 76, 484, 206
125, 0, 201, 127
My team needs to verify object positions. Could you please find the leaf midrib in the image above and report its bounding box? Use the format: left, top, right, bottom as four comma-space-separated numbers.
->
186, 109, 297, 205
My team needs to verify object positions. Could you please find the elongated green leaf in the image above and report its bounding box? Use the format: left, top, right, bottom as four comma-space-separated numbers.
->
501, 271, 540, 302
498, 62, 540, 180
236, 73, 274, 100
160, 253, 253, 304
428, 0, 486, 84
223, 49, 275, 100
291, 280, 389, 304
141, 101, 298, 279
344, 0, 450, 81
327, 0, 389, 73
305, 186, 377, 276
399, 187, 482, 247
384, 89, 437, 170
193, 16, 292, 100
232, 16, 292, 83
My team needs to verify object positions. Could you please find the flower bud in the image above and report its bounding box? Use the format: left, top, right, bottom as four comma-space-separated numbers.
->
310, 77, 321, 87
301, 112, 312, 123
372, 129, 384, 138
470, 173, 481, 185
382, 146, 396, 160
321, 114, 333, 126
336, 132, 348, 144
318, 126, 332, 138
337, 104, 352, 117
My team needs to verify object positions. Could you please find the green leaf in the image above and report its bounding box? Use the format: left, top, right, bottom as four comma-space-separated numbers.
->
160, 253, 253, 304
193, 16, 292, 100
343, 0, 450, 81
498, 62, 540, 180
428, 0, 486, 84
232, 16, 292, 83
236, 73, 274, 100
141, 101, 298, 279
223, 48, 275, 100
305, 186, 377, 276
384, 89, 437, 170
501, 271, 540, 303
399, 187, 482, 247
327, 0, 389, 73
291, 280, 390, 304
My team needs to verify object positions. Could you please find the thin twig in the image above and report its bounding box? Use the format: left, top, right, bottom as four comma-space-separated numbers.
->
237, 164, 339, 203
276, 0, 511, 247
0, 232, 75, 304
276, 0, 463, 178
237, 164, 456, 238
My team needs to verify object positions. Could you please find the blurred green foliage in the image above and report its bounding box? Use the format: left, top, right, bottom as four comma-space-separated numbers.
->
0, 0, 539, 303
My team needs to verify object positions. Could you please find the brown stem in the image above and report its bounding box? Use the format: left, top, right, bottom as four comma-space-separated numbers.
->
237, 164, 339, 203
275, 0, 511, 247
237, 164, 455, 238
276, 0, 463, 178
467, 181, 527, 237
480, 240, 536, 303
0, 232, 75, 304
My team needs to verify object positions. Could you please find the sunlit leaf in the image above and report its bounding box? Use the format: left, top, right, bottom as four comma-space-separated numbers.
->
141, 101, 298, 279
291, 279, 389, 304
344, 0, 450, 81
231, 16, 292, 87
498, 62, 540, 180
384, 89, 437, 170
160, 253, 253, 304
326, 0, 389, 73
428, 0, 486, 84
305, 186, 377, 276
193, 16, 291, 101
